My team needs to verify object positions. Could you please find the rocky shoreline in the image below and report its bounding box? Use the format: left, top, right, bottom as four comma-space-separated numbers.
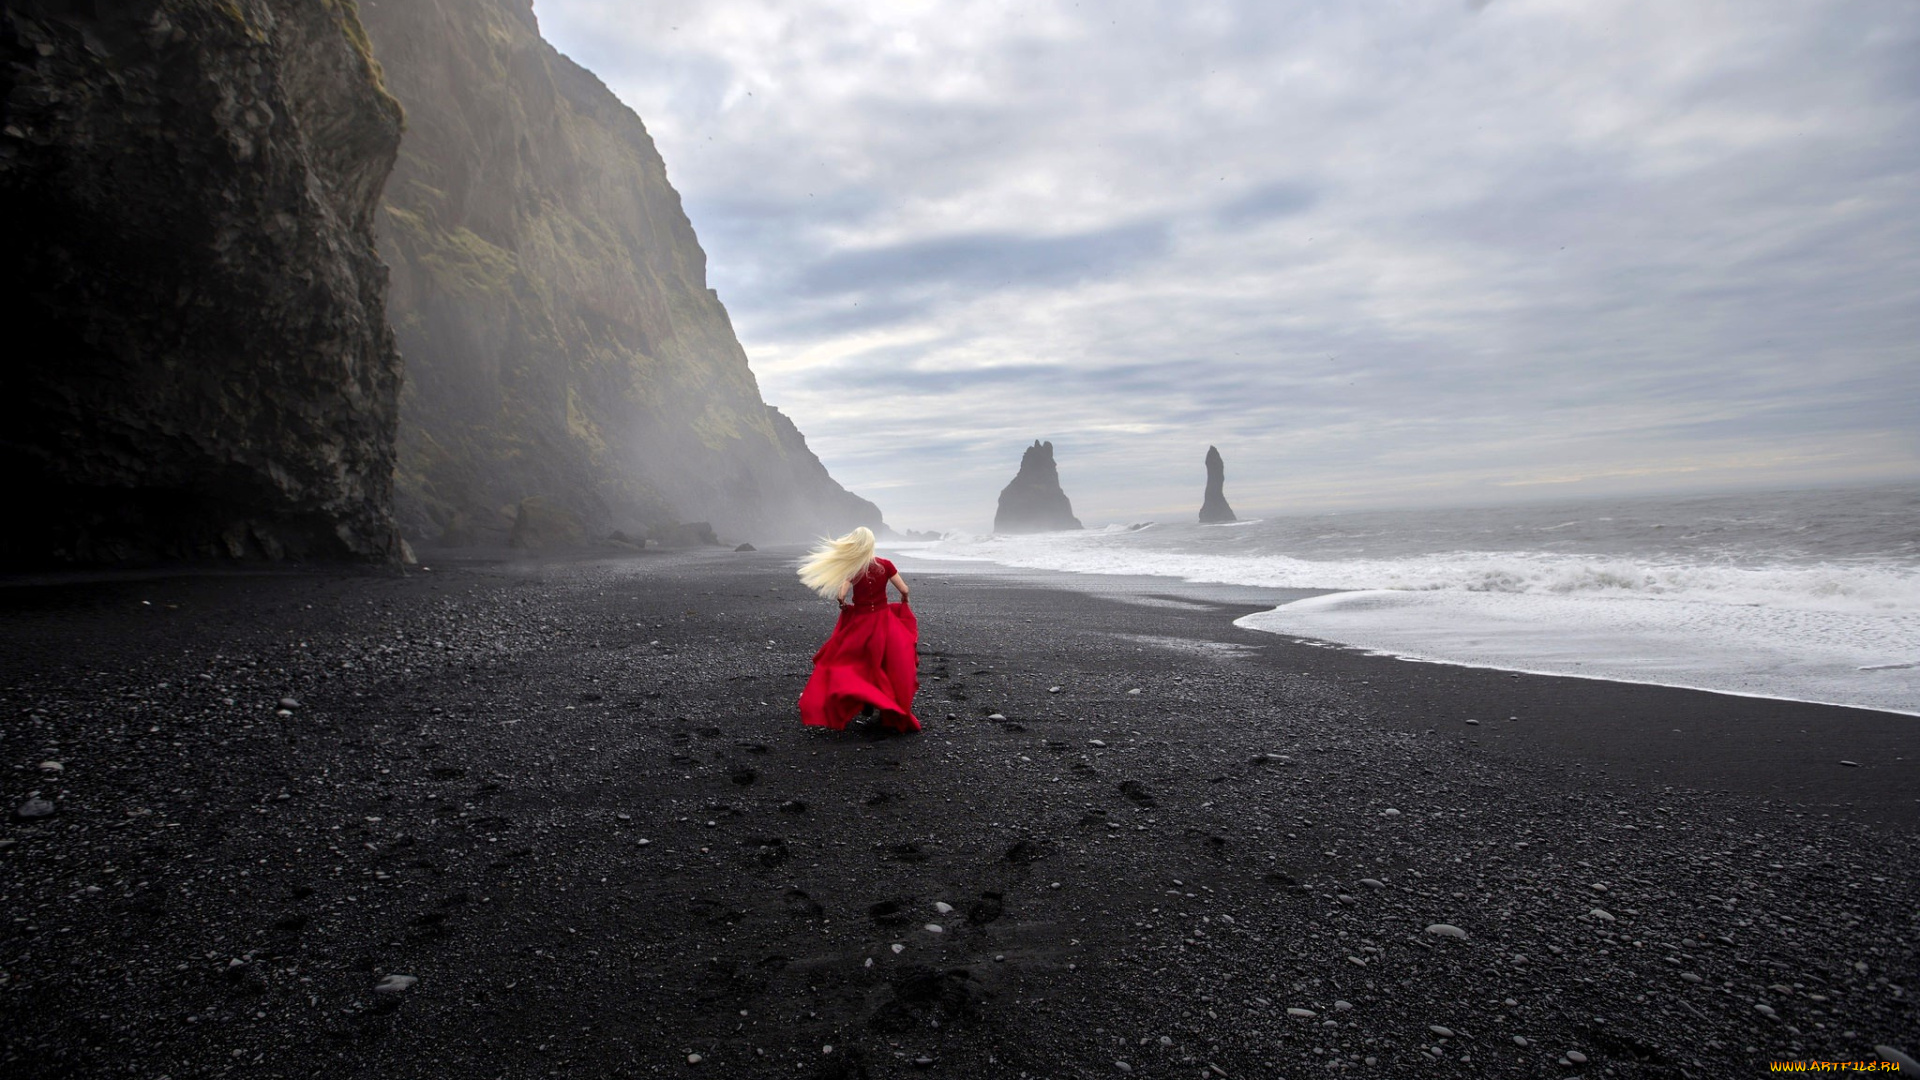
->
1, 551, 1914, 1077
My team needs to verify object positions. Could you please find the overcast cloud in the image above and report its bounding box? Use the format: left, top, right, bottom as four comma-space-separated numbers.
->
534, 0, 1920, 531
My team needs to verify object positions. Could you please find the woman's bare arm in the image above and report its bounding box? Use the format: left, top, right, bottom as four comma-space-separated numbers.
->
890, 573, 910, 603
837, 580, 852, 606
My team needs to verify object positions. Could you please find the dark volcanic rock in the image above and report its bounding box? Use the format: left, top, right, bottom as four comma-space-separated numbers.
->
993, 440, 1082, 533
359, 0, 884, 547
1198, 445, 1237, 523
0, 0, 406, 564
648, 521, 720, 549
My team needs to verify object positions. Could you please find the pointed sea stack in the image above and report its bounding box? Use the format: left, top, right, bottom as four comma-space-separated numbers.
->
994, 441, 1083, 533
1199, 445, 1237, 523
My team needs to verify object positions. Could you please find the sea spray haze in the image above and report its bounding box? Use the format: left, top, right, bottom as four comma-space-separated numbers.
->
927, 485, 1920, 714
359, 0, 885, 548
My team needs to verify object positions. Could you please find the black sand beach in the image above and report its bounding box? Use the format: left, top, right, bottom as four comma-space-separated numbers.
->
2, 549, 1915, 1078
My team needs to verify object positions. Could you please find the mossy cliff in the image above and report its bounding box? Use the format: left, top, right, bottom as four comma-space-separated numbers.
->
0, 0, 405, 563
360, 0, 884, 546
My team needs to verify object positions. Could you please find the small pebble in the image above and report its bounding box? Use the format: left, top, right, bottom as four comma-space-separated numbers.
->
913, 1057, 934, 1069
373, 974, 417, 994
37, 761, 62, 773
924, 924, 944, 934
1874, 1046, 1919, 1072
279, 697, 301, 709
1840, 760, 1860, 767
1680, 972, 1702, 984
1334, 1000, 1353, 1012
987, 713, 1007, 721
891, 944, 905, 954
1514, 1036, 1530, 1047
13, 798, 55, 820
1755, 1004, 1777, 1018
1590, 908, 1615, 922
1431, 1025, 1454, 1038
1115, 1062, 1132, 1074
1426, 924, 1468, 939
1287, 1008, 1316, 1018
1126, 688, 1142, 695
934, 902, 953, 914
1359, 878, 1385, 889
1048, 686, 1062, 693
1566, 1050, 1588, 1064
1382, 808, 1401, 817
1465, 719, 1479, 726
1089, 739, 1107, 747
687, 1054, 702, 1065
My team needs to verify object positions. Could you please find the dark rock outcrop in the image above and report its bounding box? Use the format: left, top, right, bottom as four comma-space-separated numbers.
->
0, 0, 406, 563
358, 0, 883, 548
648, 521, 720, 549
1199, 445, 1237, 523
994, 440, 1082, 533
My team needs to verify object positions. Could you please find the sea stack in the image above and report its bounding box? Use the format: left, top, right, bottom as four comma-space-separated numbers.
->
994, 441, 1083, 533
1199, 445, 1237, 523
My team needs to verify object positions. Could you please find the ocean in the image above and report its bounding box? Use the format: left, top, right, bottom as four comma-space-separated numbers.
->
911, 484, 1920, 716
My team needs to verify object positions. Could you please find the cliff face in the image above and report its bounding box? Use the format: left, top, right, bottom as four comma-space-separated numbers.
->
994, 440, 1082, 534
0, 0, 406, 563
1199, 445, 1237, 523
359, 0, 883, 547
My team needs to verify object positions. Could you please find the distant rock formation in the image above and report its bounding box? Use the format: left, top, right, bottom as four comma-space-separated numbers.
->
1199, 446, 1237, 523
0, 0, 406, 563
359, 0, 884, 548
994, 441, 1083, 533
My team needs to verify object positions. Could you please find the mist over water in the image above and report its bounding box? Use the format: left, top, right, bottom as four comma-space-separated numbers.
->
922, 485, 1920, 715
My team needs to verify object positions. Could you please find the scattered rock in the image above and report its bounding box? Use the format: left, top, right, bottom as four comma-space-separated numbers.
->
1287, 1008, 1316, 1018
734, 543, 756, 552
1874, 1046, 1919, 1072
1426, 924, 1468, 940
373, 974, 418, 994
13, 798, 55, 821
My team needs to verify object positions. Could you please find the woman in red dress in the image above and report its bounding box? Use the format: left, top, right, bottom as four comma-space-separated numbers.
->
796, 526, 920, 732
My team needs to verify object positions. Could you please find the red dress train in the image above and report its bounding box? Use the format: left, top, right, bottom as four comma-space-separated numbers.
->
799, 557, 921, 731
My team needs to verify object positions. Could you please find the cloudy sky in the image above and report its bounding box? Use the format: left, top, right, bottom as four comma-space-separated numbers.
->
535, 0, 1919, 532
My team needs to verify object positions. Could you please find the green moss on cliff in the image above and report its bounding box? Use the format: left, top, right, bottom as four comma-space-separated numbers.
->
382, 204, 516, 297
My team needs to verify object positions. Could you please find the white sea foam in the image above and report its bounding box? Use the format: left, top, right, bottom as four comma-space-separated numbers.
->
925, 491, 1920, 714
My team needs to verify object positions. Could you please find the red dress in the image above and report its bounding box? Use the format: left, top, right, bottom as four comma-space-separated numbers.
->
799, 557, 921, 731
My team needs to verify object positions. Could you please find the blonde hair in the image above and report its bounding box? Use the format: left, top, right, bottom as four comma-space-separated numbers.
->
797, 526, 878, 598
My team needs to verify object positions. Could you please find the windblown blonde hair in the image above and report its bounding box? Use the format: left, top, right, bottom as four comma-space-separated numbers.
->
797, 526, 877, 598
